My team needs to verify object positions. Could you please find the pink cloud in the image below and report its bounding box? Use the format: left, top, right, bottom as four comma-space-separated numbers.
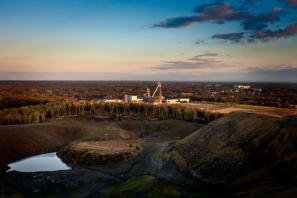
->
287, 0, 297, 7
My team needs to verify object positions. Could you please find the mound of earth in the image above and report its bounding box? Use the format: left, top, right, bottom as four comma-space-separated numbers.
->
58, 139, 143, 165
171, 112, 297, 196
0, 117, 137, 171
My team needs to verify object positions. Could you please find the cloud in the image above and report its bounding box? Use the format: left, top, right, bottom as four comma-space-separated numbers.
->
154, 3, 240, 28
193, 52, 219, 57
243, 0, 261, 5
153, 2, 281, 31
246, 66, 297, 82
151, 61, 201, 70
253, 22, 297, 41
242, 0, 297, 8
212, 32, 246, 43
212, 21, 297, 43
153, 16, 201, 28
148, 65, 297, 82
151, 52, 222, 70
241, 7, 282, 30
194, 3, 238, 21
287, 0, 297, 7
153, 2, 296, 44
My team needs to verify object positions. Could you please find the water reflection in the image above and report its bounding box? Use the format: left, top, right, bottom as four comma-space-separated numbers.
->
7, 152, 71, 172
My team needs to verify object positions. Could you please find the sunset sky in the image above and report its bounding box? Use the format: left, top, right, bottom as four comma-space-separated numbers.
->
0, 0, 297, 81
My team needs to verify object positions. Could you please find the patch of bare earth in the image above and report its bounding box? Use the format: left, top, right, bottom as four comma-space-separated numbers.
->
58, 139, 143, 165
183, 102, 297, 118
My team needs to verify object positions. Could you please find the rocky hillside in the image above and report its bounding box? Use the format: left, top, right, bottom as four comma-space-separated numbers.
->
171, 112, 297, 197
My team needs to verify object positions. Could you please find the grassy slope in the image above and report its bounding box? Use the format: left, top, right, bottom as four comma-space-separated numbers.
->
173, 112, 297, 197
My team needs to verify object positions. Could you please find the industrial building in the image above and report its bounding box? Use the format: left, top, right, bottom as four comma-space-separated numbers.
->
234, 84, 251, 89
104, 81, 190, 105
166, 98, 190, 104
123, 95, 143, 103
143, 81, 164, 104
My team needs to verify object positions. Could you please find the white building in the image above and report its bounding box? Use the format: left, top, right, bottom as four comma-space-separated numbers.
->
166, 99, 180, 104
179, 98, 190, 103
234, 84, 251, 89
123, 95, 142, 103
166, 98, 190, 104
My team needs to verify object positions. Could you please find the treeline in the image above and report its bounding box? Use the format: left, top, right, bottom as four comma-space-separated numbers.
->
0, 97, 48, 110
0, 102, 223, 125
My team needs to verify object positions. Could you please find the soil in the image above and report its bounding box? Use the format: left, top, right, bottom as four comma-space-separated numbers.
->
0, 118, 209, 197
58, 139, 143, 165
1, 113, 296, 197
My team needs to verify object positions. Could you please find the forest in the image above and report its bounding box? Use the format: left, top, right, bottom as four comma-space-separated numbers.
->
0, 101, 223, 125
1, 81, 297, 109
0, 97, 48, 110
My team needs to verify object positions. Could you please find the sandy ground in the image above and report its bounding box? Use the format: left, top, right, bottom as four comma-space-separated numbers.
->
58, 139, 144, 165
69, 140, 142, 154
183, 102, 297, 118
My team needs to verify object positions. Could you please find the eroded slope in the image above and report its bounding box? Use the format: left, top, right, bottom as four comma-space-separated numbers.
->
172, 112, 297, 197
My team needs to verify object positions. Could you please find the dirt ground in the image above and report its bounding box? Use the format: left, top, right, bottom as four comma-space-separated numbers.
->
183, 102, 297, 118
0, 118, 207, 197
58, 139, 144, 165
0, 117, 203, 172
1, 114, 296, 197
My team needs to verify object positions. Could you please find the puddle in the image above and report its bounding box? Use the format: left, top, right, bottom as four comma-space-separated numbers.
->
7, 152, 71, 172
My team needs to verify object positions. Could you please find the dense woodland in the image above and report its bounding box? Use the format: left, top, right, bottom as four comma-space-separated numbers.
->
0, 101, 223, 125
0, 97, 48, 110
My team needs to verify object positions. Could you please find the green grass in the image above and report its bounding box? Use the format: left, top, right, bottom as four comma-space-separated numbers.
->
104, 175, 156, 198
149, 185, 181, 198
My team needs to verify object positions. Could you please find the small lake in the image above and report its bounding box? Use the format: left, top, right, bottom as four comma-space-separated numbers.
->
7, 152, 71, 172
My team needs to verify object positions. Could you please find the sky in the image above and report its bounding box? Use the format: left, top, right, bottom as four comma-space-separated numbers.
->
0, 0, 297, 81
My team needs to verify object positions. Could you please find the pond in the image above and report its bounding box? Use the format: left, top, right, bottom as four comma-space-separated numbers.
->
7, 152, 71, 172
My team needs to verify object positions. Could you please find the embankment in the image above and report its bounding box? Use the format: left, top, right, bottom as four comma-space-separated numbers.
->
171, 112, 297, 197
0, 118, 203, 172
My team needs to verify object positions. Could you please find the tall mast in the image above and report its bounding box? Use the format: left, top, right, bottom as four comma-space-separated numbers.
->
158, 81, 162, 104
